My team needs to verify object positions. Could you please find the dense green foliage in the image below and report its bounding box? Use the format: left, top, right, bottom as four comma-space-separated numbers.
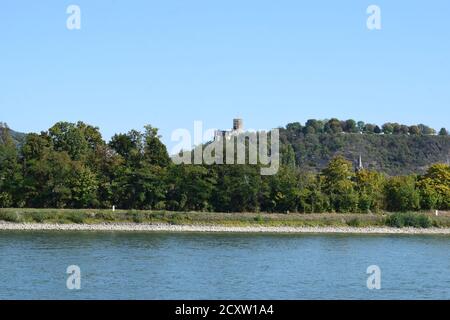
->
0, 121, 449, 213
282, 119, 450, 175
386, 212, 433, 228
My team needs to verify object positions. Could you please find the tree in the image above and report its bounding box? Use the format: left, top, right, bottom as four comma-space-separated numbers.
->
382, 123, 394, 134
281, 144, 296, 168
417, 164, 450, 210
22, 133, 52, 161
303, 125, 316, 135
286, 122, 302, 133
439, 128, 448, 136
262, 166, 302, 213
343, 119, 358, 133
0, 124, 23, 207
355, 170, 386, 212
324, 119, 343, 134
322, 156, 354, 183
364, 123, 375, 134
392, 123, 402, 134
109, 130, 144, 166
322, 156, 358, 212
301, 174, 330, 213
69, 164, 99, 208
399, 125, 409, 135
303, 119, 324, 134
374, 125, 382, 134
418, 124, 435, 135
212, 165, 261, 212
48, 122, 89, 161
384, 176, 420, 211
113, 163, 168, 210
90, 144, 124, 208
166, 165, 216, 211
23, 149, 74, 208
76, 121, 104, 150
409, 125, 420, 135
143, 125, 171, 167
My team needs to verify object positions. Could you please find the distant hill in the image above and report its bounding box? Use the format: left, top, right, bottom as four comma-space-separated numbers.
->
0, 123, 26, 146
10, 129, 26, 146
280, 130, 450, 176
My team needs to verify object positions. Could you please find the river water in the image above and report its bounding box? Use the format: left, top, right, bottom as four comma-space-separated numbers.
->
0, 231, 449, 300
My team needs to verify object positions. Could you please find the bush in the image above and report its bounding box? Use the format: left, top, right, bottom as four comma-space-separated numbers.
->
96, 211, 116, 221
30, 211, 47, 223
386, 212, 432, 228
347, 218, 361, 227
0, 193, 13, 208
254, 215, 265, 223
130, 211, 145, 223
67, 212, 86, 224
0, 211, 21, 222
154, 201, 166, 210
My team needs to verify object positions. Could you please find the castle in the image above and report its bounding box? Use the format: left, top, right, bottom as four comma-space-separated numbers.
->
214, 119, 366, 172
214, 118, 244, 141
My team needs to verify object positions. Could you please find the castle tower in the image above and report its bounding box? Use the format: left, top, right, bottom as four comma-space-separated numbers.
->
215, 118, 244, 142
233, 118, 244, 132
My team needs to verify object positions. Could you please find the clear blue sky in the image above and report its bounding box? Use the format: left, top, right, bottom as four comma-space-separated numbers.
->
1, 0, 449, 151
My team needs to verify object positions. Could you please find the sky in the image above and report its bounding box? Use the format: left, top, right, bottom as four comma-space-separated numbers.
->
1, 0, 449, 152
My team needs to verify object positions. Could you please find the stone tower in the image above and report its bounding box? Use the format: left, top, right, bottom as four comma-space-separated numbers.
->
233, 118, 244, 132
214, 118, 245, 141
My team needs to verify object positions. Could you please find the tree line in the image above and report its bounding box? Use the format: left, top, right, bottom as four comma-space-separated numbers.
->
285, 118, 448, 136
0, 121, 449, 212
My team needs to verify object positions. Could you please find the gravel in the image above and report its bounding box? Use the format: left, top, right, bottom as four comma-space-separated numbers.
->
1, 222, 450, 235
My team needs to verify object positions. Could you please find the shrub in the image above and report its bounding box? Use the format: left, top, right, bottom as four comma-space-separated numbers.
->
30, 211, 47, 223
67, 212, 86, 224
154, 201, 166, 210
0, 211, 21, 222
347, 218, 361, 227
254, 215, 265, 223
130, 211, 145, 223
414, 214, 433, 228
0, 193, 13, 208
386, 212, 432, 228
96, 211, 116, 221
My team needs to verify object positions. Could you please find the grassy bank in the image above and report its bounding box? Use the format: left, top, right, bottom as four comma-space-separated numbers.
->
1, 208, 449, 228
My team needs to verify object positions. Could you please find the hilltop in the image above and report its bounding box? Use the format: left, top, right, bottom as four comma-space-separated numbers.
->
280, 119, 449, 176
280, 130, 450, 176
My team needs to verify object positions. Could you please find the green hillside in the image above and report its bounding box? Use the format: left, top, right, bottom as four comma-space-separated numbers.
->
0, 123, 26, 146
10, 130, 26, 146
280, 123, 450, 176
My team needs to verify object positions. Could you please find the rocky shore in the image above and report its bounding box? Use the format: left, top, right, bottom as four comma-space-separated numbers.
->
1, 222, 450, 235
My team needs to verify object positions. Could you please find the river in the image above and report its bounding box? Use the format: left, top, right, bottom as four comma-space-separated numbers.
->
0, 231, 449, 299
